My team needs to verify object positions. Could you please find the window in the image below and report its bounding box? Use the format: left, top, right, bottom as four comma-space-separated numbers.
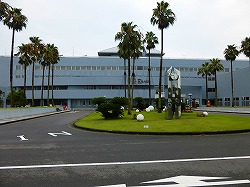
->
137, 66, 143, 70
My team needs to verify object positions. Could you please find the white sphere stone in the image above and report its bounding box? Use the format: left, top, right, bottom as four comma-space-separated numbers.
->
136, 109, 140, 112
163, 108, 166, 111
146, 108, 150, 112
137, 114, 144, 121
203, 111, 209, 116
148, 105, 154, 111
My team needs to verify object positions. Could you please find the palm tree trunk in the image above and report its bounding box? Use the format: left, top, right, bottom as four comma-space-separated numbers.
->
127, 57, 131, 115
214, 72, 218, 107
158, 29, 163, 113
47, 63, 51, 106
51, 64, 55, 106
40, 65, 45, 106
148, 48, 151, 105
131, 57, 135, 107
31, 60, 35, 106
9, 28, 15, 107
231, 60, 234, 107
123, 59, 126, 98
24, 64, 27, 96
206, 74, 208, 106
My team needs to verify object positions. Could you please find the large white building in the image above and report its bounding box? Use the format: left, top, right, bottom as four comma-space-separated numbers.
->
0, 47, 249, 109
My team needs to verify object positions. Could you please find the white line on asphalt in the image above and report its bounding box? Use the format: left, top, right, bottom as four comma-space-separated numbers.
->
0, 155, 250, 170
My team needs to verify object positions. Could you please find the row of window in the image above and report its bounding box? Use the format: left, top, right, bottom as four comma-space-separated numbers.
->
16, 65, 230, 73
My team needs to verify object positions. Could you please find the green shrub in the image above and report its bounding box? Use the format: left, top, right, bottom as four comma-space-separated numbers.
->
134, 97, 145, 111
97, 103, 123, 119
7, 89, 27, 107
197, 112, 205, 117
91, 97, 106, 106
110, 97, 128, 106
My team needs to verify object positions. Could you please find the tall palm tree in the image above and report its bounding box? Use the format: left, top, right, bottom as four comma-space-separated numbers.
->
115, 22, 140, 114
50, 45, 60, 106
118, 48, 128, 98
15, 43, 32, 95
151, 1, 176, 113
144, 31, 159, 105
209, 58, 224, 107
240, 37, 250, 67
29, 36, 43, 106
131, 31, 143, 106
198, 62, 211, 106
3, 7, 27, 107
224, 44, 239, 107
0, 1, 11, 22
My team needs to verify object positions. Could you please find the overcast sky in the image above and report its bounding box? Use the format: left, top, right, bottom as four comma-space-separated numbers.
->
1, 0, 249, 59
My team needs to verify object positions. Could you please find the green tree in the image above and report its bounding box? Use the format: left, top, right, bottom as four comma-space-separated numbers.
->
131, 30, 143, 106
240, 37, 250, 67
0, 1, 11, 22
50, 44, 60, 106
151, 1, 176, 113
117, 48, 128, 98
15, 43, 32, 95
115, 22, 141, 115
144, 31, 159, 105
209, 58, 224, 107
198, 62, 211, 105
3, 7, 28, 107
29, 36, 43, 106
224, 44, 239, 107
0, 89, 3, 107
7, 88, 27, 107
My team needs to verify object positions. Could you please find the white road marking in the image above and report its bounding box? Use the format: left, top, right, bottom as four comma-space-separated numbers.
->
17, 135, 28, 141
48, 131, 72, 137
0, 155, 249, 170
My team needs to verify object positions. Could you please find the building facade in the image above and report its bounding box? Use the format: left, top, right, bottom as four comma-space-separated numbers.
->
0, 49, 249, 109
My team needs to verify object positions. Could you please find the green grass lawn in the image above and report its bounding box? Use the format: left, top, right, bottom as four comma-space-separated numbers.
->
75, 111, 250, 134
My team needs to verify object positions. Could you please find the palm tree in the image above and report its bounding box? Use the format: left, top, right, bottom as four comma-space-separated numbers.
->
0, 1, 11, 22
224, 44, 239, 107
131, 31, 143, 106
29, 36, 43, 106
15, 43, 32, 95
50, 45, 60, 106
198, 62, 211, 106
118, 48, 128, 98
240, 37, 250, 67
209, 58, 224, 107
115, 22, 140, 114
3, 7, 27, 107
151, 1, 176, 113
144, 31, 159, 105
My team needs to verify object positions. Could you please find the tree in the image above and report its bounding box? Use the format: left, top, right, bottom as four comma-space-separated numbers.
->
198, 62, 211, 106
209, 58, 224, 107
29, 36, 43, 106
131, 30, 143, 107
3, 7, 27, 107
50, 44, 60, 106
117, 48, 128, 98
0, 1, 11, 22
144, 31, 159, 105
240, 37, 250, 67
7, 88, 27, 107
15, 43, 32, 95
115, 22, 141, 114
151, 1, 176, 113
0, 89, 3, 107
224, 44, 239, 107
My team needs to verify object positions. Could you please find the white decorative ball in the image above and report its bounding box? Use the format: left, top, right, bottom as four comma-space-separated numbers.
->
163, 108, 166, 111
203, 111, 209, 116
148, 105, 154, 111
136, 109, 140, 112
121, 106, 124, 110
146, 108, 150, 112
137, 114, 144, 121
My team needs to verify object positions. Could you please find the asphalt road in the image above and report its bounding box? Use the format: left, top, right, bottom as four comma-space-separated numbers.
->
0, 110, 250, 187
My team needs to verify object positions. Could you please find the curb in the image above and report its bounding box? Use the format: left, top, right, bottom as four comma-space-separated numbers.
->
73, 123, 250, 136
